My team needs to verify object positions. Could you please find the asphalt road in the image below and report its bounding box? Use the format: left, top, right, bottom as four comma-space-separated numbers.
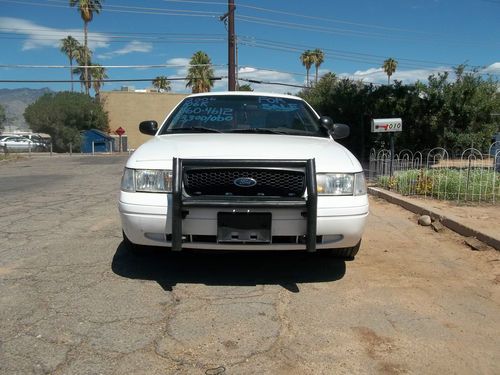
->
0, 155, 499, 375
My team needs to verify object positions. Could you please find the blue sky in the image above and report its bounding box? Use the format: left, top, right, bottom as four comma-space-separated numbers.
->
0, 0, 499, 94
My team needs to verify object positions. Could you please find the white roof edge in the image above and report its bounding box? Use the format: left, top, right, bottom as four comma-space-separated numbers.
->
186, 91, 304, 100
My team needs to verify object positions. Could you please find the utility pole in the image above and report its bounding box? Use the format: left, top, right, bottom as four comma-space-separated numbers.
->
228, 0, 236, 91
220, 0, 236, 91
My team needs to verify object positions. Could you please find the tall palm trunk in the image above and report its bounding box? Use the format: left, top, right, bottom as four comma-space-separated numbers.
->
84, 21, 89, 95
69, 57, 74, 92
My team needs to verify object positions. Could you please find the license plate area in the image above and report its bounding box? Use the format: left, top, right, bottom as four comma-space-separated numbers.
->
217, 212, 271, 243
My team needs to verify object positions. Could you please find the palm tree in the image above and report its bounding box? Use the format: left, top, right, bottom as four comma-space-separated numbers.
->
73, 45, 93, 92
186, 51, 214, 93
300, 50, 314, 86
312, 48, 324, 83
60, 35, 80, 92
90, 64, 108, 96
152, 76, 171, 92
69, 0, 103, 95
382, 58, 398, 85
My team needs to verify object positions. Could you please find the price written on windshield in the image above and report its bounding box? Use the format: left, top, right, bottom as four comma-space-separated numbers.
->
371, 118, 403, 133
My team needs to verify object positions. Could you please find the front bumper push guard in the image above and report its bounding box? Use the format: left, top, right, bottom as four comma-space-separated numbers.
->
171, 158, 318, 252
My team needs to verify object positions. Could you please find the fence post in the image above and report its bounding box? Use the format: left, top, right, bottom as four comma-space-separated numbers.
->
50, 143, 53, 156
92, 141, 95, 155
390, 133, 395, 177
69, 143, 72, 156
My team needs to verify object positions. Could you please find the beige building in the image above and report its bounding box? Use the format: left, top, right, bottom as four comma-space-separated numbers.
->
99, 91, 188, 150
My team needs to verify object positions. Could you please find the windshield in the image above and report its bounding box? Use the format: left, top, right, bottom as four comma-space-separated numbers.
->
160, 95, 328, 137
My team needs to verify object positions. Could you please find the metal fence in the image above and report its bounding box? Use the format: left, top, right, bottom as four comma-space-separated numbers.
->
369, 142, 500, 204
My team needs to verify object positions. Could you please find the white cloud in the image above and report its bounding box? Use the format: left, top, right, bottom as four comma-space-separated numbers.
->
0, 17, 109, 51
339, 66, 451, 85
161, 59, 303, 94
482, 62, 500, 75
97, 41, 153, 59
236, 66, 303, 94
167, 57, 191, 66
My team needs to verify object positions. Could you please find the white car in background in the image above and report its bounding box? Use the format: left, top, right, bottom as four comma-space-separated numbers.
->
0, 136, 46, 152
119, 92, 369, 259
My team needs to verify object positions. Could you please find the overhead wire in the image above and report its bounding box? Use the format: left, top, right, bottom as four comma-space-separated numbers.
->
1, 0, 497, 87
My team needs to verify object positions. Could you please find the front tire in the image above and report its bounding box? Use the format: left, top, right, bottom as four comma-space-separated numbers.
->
322, 240, 361, 260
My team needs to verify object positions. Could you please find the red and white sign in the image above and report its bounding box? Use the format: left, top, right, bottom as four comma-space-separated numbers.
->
371, 118, 402, 133
115, 126, 126, 136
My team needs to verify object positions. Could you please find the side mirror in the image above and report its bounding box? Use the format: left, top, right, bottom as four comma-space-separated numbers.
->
319, 116, 334, 130
330, 123, 350, 139
139, 120, 158, 135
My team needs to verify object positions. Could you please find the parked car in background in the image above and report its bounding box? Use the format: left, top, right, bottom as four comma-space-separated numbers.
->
0, 136, 47, 152
119, 92, 369, 259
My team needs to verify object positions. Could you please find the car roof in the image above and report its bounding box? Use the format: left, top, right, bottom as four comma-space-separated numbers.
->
185, 91, 305, 101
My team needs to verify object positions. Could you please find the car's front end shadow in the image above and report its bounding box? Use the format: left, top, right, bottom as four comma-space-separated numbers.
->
111, 243, 346, 293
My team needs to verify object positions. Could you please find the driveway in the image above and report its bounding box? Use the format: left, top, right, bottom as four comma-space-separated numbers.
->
0, 155, 499, 374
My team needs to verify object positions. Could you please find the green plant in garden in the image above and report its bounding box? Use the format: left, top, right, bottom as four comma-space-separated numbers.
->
378, 168, 500, 202
416, 169, 433, 194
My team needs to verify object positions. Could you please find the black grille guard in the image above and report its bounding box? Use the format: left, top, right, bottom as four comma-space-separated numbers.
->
171, 158, 318, 252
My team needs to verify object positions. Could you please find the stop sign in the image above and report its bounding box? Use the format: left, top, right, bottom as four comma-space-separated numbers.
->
115, 127, 125, 136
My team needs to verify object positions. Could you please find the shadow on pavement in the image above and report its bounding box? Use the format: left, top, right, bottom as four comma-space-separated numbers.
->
111, 242, 346, 293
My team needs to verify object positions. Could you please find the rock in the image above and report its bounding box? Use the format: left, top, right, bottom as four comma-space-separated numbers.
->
464, 237, 487, 251
418, 215, 432, 226
431, 221, 445, 232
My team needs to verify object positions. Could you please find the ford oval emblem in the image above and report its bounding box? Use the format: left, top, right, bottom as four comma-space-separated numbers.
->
234, 177, 257, 188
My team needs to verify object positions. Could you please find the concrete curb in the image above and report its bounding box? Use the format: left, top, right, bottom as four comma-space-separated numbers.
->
368, 187, 500, 251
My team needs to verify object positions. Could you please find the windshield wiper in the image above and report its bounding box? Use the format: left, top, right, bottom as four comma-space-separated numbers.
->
167, 127, 221, 133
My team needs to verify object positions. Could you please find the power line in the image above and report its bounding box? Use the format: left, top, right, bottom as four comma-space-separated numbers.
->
235, 15, 499, 48
0, 0, 220, 17
238, 77, 306, 89
0, 77, 224, 83
0, 63, 227, 69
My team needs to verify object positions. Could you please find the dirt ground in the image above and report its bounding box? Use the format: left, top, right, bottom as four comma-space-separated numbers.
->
407, 196, 500, 241
0, 155, 499, 374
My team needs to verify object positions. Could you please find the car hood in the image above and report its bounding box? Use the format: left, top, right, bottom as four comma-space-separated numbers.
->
127, 134, 362, 173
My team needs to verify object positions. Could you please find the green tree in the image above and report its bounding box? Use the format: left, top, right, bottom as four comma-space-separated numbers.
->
60, 35, 81, 92
152, 76, 171, 92
90, 63, 108, 96
299, 66, 500, 158
237, 83, 253, 91
69, 0, 103, 95
424, 66, 500, 150
382, 58, 398, 85
0, 104, 6, 131
24, 92, 108, 152
186, 51, 215, 93
312, 48, 325, 84
300, 50, 314, 86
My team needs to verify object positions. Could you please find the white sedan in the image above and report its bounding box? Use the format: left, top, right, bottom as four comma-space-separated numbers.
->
119, 92, 369, 259
0, 136, 46, 152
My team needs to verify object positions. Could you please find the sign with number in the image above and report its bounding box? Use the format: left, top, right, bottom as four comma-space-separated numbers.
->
371, 118, 402, 133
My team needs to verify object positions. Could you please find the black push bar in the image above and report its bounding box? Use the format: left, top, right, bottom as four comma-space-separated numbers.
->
171, 158, 317, 252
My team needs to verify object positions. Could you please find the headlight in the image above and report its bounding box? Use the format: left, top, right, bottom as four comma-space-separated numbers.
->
317, 172, 366, 196
121, 168, 173, 193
